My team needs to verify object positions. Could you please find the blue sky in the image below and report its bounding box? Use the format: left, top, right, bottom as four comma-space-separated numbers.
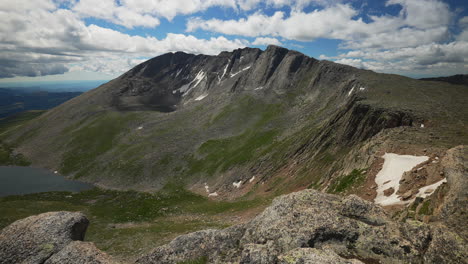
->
1, 0, 467, 85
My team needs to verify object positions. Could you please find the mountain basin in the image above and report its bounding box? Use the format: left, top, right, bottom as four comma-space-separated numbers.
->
0, 166, 93, 197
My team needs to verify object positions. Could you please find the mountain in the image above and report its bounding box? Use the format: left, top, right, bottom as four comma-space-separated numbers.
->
0, 88, 82, 118
420, 74, 468, 86
4, 45, 468, 200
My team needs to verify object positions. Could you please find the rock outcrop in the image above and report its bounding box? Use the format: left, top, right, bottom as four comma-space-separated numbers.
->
434, 145, 467, 239
137, 190, 467, 264
1, 190, 466, 264
0, 211, 116, 264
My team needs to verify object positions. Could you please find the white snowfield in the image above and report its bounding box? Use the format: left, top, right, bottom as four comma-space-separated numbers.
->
208, 192, 218, 197
374, 153, 429, 206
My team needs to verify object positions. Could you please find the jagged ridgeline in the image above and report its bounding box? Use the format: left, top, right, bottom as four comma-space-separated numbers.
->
6, 45, 468, 196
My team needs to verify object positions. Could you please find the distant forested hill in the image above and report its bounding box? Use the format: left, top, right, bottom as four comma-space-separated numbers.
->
0, 88, 81, 118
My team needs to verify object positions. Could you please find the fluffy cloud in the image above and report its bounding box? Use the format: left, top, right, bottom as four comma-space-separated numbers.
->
252, 37, 282, 46
0, 0, 248, 78
188, 0, 465, 76
0, 0, 466, 79
187, 5, 359, 41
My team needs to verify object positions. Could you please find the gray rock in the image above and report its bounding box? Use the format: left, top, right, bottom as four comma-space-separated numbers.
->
278, 248, 364, 264
44, 241, 117, 264
0, 211, 118, 264
438, 145, 468, 240
0, 211, 89, 264
138, 189, 467, 264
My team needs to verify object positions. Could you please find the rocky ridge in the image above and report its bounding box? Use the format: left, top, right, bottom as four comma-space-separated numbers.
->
6, 46, 467, 197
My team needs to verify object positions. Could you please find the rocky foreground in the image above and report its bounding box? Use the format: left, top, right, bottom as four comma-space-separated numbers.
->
1, 188, 466, 263
1, 146, 466, 264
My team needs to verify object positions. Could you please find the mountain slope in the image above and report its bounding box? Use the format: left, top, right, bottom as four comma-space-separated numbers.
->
6, 45, 468, 199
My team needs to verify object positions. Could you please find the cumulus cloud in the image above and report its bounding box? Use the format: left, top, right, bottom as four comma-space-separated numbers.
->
188, 0, 466, 76
0, 0, 248, 78
252, 37, 282, 46
0, 0, 466, 79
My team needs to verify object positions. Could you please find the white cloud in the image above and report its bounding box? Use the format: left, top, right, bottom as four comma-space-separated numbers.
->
189, 0, 466, 76
0, 0, 248, 78
252, 37, 282, 46
73, 0, 160, 28
187, 5, 359, 41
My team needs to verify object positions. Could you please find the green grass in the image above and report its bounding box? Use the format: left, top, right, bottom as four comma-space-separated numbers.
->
0, 110, 45, 135
59, 112, 137, 177
208, 95, 283, 129
178, 256, 208, 264
329, 169, 367, 194
0, 111, 44, 165
0, 142, 31, 166
418, 200, 433, 215
0, 185, 267, 261
187, 129, 278, 176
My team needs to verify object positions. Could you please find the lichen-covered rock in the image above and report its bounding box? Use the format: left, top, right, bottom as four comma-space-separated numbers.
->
0, 211, 89, 264
137, 189, 467, 264
44, 241, 117, 264
278, 248, 363, 264
437, 145, 468, 240
0, 211, 118, 264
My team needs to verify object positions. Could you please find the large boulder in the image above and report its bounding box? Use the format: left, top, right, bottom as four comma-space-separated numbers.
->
0, 211, 117, 264
137, 189, 467, 264
0, 211, 89, 264
44, 241, 116, 264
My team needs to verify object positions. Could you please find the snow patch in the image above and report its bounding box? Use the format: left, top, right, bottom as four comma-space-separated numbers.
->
249, 176, 255, 183
137, 126, 143, 130
218, 60, 230, 83
54, 171, 58, 174
415, 178, 447, 199
230, 66, 251, 78
233, 181, 242, 188
208, 192, 218, 197
195, 94, 208, 101
420, 124, 425, 128
175, 68, 183, 77
204, 183, 210, 193
359, 87, 366, 91
348, 86, 355, 96
374, 153, 429, 206
174, 70, 206, 96
254, 86, 264, 91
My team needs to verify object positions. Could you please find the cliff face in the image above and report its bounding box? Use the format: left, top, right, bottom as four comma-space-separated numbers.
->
6, 46, 468, 198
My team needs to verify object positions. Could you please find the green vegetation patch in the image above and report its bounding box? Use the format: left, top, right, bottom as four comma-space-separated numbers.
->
209, 96, 283, 129
59, 112, 137, 177
178, 256, 208, 264
418, 200, 433, 215
329, 168, 367, 194
0, 110, 45, 135
187, 129, 278, 176
0, 142, 31, 166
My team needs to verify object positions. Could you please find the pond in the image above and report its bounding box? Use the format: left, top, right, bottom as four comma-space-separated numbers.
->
0, 166, 93, 197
